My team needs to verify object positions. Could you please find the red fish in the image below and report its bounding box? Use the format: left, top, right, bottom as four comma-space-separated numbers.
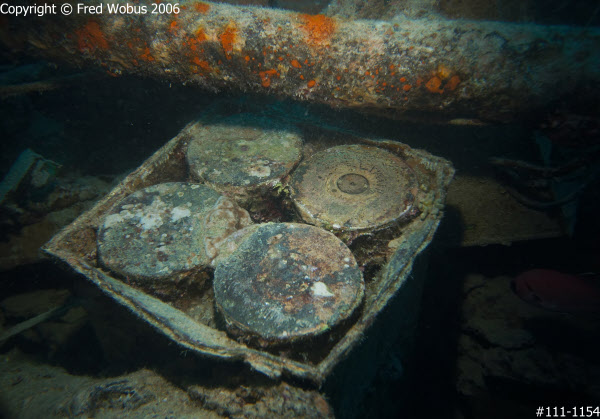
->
511, 269, 600, 313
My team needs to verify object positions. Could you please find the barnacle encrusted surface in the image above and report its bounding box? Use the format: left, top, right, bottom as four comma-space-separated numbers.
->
97, 182, 252, 282
186, 115, 303, 198
213, 222, 364, 345
289, 145, 419, 231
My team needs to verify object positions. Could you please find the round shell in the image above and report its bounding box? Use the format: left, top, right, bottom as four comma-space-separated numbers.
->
186, 115, 303, 198
289, 145, 419, 231
97, 182, 252, 283
213, 223, 364, 345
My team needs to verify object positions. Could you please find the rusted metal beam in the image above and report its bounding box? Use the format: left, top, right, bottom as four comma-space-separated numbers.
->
2, 0, 599, 121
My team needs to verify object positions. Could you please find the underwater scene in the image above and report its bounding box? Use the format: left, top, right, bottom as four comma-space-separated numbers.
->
1, 0, 599, 417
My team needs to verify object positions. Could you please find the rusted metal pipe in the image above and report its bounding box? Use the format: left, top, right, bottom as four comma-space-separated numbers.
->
2, 0, 599, 121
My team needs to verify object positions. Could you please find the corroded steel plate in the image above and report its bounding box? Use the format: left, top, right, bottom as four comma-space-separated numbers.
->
186, 115, 303, 197
213, 222, 364, 345
97, 182, 252, 282
289, 145, 419, 231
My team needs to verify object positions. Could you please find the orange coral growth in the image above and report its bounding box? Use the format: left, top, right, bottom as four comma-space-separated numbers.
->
425, 76, 443, 93
195, 28, 207, 42
437, 64, 452, 80
75, 21, 108, 53
192, 57, 211, 71
399, 77, 406, 83
445, 75, 461, 91
403, 84, 411, 91
299, 14, 335, 46
186, 28, 207, 53
140, 47, 155, 62
291, 59, 302, 68
259, 69, 278, 87
307, 80, 316, 88
193, 2, 210, 13
244, 55, 250, 62
219, 23, 237, 59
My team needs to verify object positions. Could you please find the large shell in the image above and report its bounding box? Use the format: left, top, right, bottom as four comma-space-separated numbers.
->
289, 145, 419, 232
97, 182, 252, 284
186, 115, 303, 201
213, 222, 364, 346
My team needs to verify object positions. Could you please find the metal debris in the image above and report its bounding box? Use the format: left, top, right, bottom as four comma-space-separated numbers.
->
2, 1, 599, 121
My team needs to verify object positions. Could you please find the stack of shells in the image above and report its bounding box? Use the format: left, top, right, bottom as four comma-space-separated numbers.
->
97, 114, 420, 347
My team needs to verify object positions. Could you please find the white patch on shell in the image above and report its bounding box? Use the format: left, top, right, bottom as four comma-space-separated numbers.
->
203, 196, 253, 263
171, 206, 191, 222
103, 211, 131, 228
139, 212, 163, 231
135, 197, 168, 231
311, 282, 335, 298
247, 165, 271, 178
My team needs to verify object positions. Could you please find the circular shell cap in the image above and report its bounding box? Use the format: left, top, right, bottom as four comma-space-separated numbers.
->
186, 115, 303, 195
97, 182, 252, 282
213, 223, 364, 345
289, 145, 418, 231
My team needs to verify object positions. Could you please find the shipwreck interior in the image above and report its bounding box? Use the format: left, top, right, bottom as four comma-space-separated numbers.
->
1, 0, 599, 418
